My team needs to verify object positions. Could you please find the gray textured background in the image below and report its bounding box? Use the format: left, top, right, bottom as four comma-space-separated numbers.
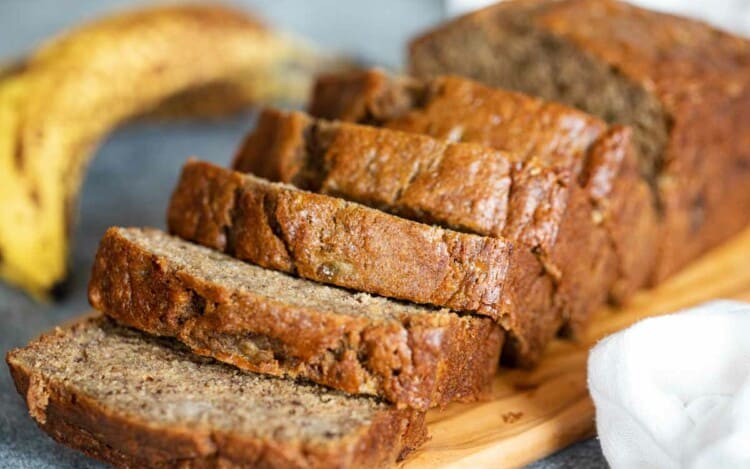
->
0, 1, 605, 467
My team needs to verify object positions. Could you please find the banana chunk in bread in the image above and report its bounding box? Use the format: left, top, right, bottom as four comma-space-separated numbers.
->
6, 316, 427, 468
167, 160, 551, 365
408, 0, 750, 283
89, 227, 504, 410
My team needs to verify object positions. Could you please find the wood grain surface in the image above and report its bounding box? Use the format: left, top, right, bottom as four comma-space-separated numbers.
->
403, 227, 750, 468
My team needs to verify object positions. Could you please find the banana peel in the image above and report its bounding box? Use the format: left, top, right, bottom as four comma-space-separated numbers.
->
0, 4, 344, 300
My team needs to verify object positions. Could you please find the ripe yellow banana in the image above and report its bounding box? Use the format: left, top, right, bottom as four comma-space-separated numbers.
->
0, 4, 339, 299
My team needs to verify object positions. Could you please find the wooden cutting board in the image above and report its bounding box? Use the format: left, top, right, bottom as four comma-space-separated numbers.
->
403, 227, 750, 469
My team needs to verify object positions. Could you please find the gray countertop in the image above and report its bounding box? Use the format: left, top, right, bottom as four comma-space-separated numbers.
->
0, 1, 606, 467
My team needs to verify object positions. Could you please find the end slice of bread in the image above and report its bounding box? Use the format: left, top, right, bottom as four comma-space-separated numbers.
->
6, 316, 427, 468
408, 0, 750, 284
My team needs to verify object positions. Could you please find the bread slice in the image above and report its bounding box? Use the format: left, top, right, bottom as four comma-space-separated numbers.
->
89, 227, 504, 409
167, 160, 551, 365
407, 0, 750, 283
304, 69, 657, 305
6, 316, 427, 468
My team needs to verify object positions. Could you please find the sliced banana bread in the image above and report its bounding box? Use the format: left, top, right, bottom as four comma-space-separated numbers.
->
167, 161, 552, 365
232, 106, 655, 359
304, 69, 657, 305
6, 316, 427, 468
89, 227, 504, 410
232, 107, 608, 351
408, 0, 750, 283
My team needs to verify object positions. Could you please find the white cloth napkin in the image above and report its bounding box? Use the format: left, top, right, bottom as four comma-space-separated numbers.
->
588, 300, 750, 469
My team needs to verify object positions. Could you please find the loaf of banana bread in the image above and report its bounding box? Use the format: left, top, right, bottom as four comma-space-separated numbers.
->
408, 0, 750, 283
304, 69, 657, 305
7, 316, 427, 468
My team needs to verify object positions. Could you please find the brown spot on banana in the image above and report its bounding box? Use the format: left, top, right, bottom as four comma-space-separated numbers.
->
28, 186, 40, 207
13, 134, 24, 171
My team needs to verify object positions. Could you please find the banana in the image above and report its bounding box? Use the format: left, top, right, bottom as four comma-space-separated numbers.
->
0, 4, 341, 299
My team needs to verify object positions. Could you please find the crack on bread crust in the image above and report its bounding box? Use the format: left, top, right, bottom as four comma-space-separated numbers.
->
439, 231, 469, 312
223, 186, 243, 255
260, 190, 298, 275
295, 120, 328, 191
394, 149, 434, 205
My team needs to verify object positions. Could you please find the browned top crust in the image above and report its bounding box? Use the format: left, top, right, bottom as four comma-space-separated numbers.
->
6, 316, 427, 468
168, 160, 553, 365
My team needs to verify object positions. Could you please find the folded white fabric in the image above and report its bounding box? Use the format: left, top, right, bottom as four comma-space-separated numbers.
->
588, 300, 750, 469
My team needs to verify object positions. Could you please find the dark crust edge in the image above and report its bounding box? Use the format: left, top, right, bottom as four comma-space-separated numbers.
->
6, 318, 428, 469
